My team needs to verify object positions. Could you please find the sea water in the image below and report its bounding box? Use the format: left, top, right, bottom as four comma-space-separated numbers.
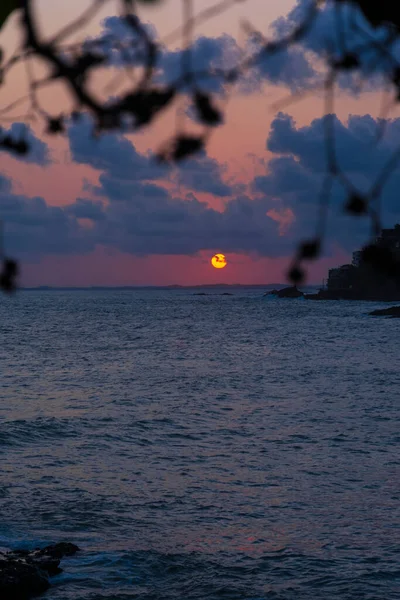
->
0, 289, 399, 599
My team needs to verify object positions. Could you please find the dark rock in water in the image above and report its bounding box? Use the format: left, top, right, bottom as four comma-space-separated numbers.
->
194, 292, 207, 295
220, 292, 233, 295
0, 542, 79, 599
369, 306, 400, 317
0, 558, 50, 599
268, 286, 304, 298
304, 289, 341, 300
37, 542, 80, 559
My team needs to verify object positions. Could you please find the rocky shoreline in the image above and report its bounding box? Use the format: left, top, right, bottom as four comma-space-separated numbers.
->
266, 286, 400, 304
0, 542, 79, 599
369, 306, 400, 317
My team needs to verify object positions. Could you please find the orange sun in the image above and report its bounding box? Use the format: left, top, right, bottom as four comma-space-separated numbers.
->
211, 253, 227, 269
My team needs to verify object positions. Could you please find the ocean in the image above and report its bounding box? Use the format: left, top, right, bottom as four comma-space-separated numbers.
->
0, 288, 399, 599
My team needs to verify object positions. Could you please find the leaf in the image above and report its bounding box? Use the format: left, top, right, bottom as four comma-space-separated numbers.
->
120, 88, 175, 128
46, 117, 65, 135
157, 135, 205, 163
356, 1, 400, 30
0, 130, 30, 157
0, 0, 17, 33
345, 194, 368, 215
0, 258, 19, 293
333, 53, 360, 71
194, 92, 223, 126
287, 264, 305, 284
298, 239, 321, 260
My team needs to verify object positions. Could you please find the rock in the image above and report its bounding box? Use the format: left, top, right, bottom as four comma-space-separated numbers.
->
0, 557, 50, 599
37, 542, 80, 559
1, 542, 80, 599
269, 286, 304, 298
369, 306, 400, 317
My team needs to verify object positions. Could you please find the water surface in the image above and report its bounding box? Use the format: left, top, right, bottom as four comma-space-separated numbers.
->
0, 289, 399, 599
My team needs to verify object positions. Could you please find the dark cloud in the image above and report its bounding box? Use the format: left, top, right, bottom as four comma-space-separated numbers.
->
95, 17, 239, 93
92, 190, 291, 257
68, 119, 162, 180
267, 112, 400, 182
271, 0, 400, 91
159, 34, 240, 93
0, 178, 93, 257
0, 168, 289, 260
68, 118, 231, 197
255, 112, 400, 252
65, 198, 105, 221
5, 112, 400, 262
97, 16, 317, 93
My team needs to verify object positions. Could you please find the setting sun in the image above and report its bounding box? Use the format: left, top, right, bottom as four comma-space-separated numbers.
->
211, 254, 227, 269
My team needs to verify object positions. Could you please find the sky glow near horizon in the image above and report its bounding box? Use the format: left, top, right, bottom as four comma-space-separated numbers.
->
1, 0, 400, 287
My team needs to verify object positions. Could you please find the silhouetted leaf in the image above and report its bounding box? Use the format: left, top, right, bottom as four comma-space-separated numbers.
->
0, 0, 17, 33
334, 53, 360, 70
391, 67, 400, 99
12, 139, 29, 155
97, 111, 121, 131
356, 1, 400, 30
120, 88, 175, 128
194, 92, 222, 126
345, 194, 368, 215
74, 52, 106, 82
298, 239, 321, 260
288, 265, 305, 284
0, 258, 19, 293
0, 132, 30, 157
157, 135, 205, 163
46, 117, 65, 134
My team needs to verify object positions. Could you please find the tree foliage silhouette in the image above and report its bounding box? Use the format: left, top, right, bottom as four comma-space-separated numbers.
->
1, 0, 400, 290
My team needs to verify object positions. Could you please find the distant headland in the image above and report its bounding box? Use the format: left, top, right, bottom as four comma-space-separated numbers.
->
306, 225, 400, 301
21, 284, 300, 291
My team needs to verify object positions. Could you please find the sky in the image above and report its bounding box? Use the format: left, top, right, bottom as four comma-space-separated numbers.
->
1, 0, 400, 287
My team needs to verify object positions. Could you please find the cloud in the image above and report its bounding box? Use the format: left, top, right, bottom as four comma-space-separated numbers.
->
65, 198, 105, 221
1, 123, 50, 165
4, 113, 400, 262
68, 118, 162, 180
96, 15, 317, 93
255, 112, 400, 251
267, 112, 400, 182
92, 190, 293, 257
68, 118, 232, 197
270, 0, 400, 91
251, 46, 316, 90
0, 167, 290, 259
0, 179, 93, 257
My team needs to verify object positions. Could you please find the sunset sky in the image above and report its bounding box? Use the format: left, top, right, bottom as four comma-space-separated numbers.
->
1, 0, 400, 287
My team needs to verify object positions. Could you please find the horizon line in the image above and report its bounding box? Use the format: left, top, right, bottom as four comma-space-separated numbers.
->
20, 283, 322, 290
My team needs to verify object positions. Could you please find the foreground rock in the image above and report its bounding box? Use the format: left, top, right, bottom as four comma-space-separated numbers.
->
267, 286, 304, 298
0, 542, 79, 599
369, 306, 400, 317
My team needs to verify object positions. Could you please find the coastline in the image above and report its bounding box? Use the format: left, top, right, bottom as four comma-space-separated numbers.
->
0, 543, 79, 599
